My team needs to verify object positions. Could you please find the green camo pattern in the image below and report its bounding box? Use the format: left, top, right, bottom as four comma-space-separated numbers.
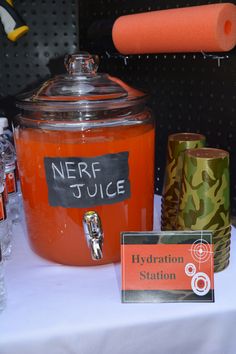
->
214, 259, 229, 273
162, 137, 206, 201
212, 225, 231, 238
177, 151, 230, 231
213, 237, 231, 252
161, 134, 205, 230
214, 247, 230, 263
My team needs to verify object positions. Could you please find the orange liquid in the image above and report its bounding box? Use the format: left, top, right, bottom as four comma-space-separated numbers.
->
15, 121, 154, 265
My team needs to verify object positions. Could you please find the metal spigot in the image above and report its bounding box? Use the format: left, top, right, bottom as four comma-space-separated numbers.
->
83, 211, 104, 260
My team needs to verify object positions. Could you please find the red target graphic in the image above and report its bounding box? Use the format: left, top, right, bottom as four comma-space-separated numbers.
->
191, 239, 212, 264
185, 263, 196, 277
191, 272, 211, 296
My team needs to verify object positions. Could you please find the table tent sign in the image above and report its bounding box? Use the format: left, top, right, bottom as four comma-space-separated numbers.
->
121, 231, 214, 303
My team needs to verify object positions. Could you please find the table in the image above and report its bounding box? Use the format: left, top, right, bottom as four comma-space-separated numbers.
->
0, 196, 236, 354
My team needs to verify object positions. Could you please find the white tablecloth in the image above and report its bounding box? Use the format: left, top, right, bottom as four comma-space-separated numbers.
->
0, 196, 236, 354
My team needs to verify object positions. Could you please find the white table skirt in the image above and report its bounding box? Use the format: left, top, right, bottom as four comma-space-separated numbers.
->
0, 196, 236, 354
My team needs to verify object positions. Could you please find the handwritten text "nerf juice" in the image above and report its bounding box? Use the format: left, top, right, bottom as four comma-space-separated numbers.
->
51, 160, 126, 199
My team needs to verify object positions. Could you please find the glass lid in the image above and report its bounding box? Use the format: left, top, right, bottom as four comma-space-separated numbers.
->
16, 52, 147, 112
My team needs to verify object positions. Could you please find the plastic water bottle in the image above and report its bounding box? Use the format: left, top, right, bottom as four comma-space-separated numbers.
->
0, 246, 6, 312
0, 116, 22, 205
0, 122, 20, 224
0, 156, 12, 259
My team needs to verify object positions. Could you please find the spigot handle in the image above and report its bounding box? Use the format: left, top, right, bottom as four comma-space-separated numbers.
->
83, 211, 104, 261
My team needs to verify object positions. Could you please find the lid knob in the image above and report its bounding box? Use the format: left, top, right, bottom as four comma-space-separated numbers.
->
64, 52, 99, 75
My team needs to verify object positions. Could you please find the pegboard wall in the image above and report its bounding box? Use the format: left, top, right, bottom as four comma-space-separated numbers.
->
0, 0, 78, 115
79, 0, 236, 218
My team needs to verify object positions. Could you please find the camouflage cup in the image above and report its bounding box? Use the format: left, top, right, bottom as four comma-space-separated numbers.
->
214, 253, 230, 264
212, 225, 231, 238
214, 253, 230, 266
161, 133, 206, 230
177, 148, 230, 231
177, 147, 230, 272
214, 245, 230, 262
213, 231, 231, 243
213, 236, 231, 252
214, 259, 230, 273
212, 229, 231, 252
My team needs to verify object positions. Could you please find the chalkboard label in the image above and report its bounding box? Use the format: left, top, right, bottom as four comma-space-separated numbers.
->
44, 152, 130, 208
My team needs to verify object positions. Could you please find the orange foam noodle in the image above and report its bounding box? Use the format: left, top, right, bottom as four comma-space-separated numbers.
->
112, 3, 236, 54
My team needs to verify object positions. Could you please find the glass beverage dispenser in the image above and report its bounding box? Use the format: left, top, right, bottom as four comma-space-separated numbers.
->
14, 53, 155, 266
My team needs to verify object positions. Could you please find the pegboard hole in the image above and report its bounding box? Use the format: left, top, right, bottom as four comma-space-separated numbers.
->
224, 20, 232, 35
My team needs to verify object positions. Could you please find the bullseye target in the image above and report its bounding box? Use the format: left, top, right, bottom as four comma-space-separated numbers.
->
185, 263, 196, 277
191, 272, 211, 296
191, 239, 212, 263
